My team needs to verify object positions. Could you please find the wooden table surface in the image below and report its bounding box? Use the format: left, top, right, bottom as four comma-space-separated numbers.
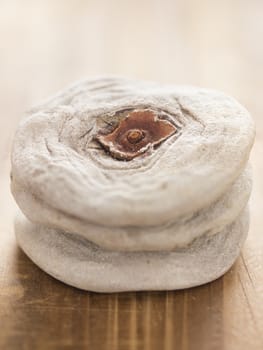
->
0, 1, 262, 349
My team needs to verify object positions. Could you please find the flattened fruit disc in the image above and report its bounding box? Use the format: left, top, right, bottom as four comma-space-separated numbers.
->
15, 209, 248, 292
11, 77, 255, 291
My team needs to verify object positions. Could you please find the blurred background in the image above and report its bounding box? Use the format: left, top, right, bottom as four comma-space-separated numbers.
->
1, 0, 263, 113
0, 1, 263, 349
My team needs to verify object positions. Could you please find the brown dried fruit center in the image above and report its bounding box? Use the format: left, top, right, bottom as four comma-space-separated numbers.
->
126, 129, 145, 144
95, 109, 177, 160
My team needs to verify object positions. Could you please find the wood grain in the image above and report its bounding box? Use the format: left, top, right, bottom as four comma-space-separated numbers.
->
0, 0, 262, 349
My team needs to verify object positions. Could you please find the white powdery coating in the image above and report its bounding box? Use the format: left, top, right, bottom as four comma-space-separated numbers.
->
11, 165, 251, 251
11, 77, 255, 228
15, 209, 249, 293
10, 77, 255, 290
